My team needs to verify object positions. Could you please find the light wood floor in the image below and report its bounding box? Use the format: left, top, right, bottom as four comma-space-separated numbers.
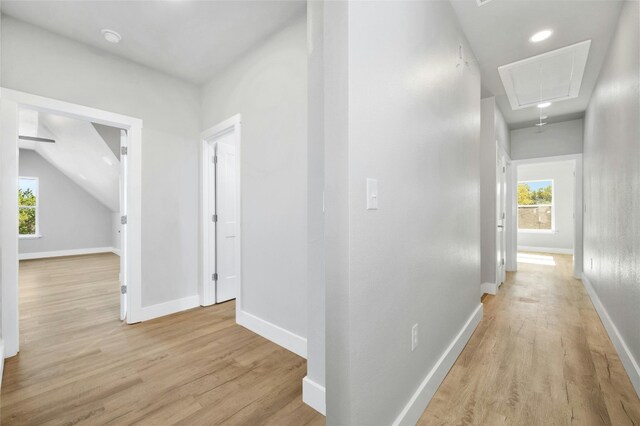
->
420, 253, 640, 425
1, 253, 323, 425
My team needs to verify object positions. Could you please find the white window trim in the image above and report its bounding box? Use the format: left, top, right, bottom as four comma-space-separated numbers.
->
517, 179, 555, 233
18, 176, 41, 239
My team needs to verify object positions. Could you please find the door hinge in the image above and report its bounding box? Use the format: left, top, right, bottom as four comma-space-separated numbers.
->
212, 214, 218, 222
213, 155, 218, 164
212, 273, 218, 281
120, 285, 127, 294
121, 215, 127, 225
502, 212, 506, 219
121, 146, 128, 156
502, 166, 506, 173
501, 258, 505, 266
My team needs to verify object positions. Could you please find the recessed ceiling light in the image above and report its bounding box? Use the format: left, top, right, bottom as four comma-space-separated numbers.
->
537, 102, 552, 109
530, 29, 553, 43
101, 29, 122, 44
540, 115, 548, 119
535, 122, 547, 127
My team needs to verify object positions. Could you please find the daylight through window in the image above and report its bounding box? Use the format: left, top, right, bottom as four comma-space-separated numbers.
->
517, 180, 553, 231
19, 177, 38, 236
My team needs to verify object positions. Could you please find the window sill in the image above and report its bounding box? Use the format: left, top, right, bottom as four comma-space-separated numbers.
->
19, 234, 42, 240
518, 229, 558, 235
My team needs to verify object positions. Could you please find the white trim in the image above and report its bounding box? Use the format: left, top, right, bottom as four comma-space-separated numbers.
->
1, 88, 143, 358
481, 282, 497, 295
303, 376, 326, 415
18, 247, 118, 260
392, 303, 483, 426
518, 246, 573, 255
138, 295, 201, 323
512, 153, 583, 165
200, 114, 242, 307
236, 309, 307, 358
0, 337, 4, 390
581, 274, 640, 397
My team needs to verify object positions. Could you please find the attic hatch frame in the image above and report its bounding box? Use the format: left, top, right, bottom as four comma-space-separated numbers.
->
0, 88, 143, 358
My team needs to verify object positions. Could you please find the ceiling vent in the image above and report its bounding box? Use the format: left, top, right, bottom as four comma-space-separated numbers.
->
498, 40, 591, 110
476, 0, 495, 6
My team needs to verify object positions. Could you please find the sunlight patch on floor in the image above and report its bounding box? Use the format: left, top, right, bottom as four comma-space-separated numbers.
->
517, 252, 556, 266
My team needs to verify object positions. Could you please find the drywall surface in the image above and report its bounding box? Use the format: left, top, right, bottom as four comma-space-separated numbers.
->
517, 161, 575, 251
306, 0, 325, 396
511, 119, 583, 160
112, 212, 121, 252
201, 14, 308, 338
18, 149, 113, 253
480, 97, 510, 286
325, 2, 481, 423
583, 0, 640, 392
2, 16, 201, 306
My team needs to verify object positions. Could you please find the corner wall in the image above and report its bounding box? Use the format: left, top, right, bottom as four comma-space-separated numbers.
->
582, 0, 640, 395
200, 13, 309, 347
511, 119, 583, 160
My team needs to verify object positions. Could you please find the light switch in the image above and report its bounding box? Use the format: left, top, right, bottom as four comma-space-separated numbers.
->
367, 178, 378, 210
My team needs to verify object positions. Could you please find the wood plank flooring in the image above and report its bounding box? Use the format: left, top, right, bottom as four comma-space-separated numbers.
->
1, 254, 323, 426
419, 253, 640, 425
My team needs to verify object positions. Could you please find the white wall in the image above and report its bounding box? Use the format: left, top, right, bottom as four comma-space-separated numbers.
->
18, 149, 113, 254
200, 14, 308, 340
511, 119, 583, 160
324, 2, 481, 423
583, 0, 640, 395
480, 97, 510, 286
517, 161, 574, 253
2, 16, 201, 307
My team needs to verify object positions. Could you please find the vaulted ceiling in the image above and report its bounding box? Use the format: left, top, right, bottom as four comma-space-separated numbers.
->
451, 0, 623, 129
0, 1, 305, 84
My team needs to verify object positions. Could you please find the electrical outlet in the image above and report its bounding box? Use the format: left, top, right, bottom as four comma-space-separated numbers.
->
411, 324, 419, 352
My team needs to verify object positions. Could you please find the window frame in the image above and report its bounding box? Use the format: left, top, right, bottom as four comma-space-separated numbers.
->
517, 178, 555, 234
18, 176, 41, 239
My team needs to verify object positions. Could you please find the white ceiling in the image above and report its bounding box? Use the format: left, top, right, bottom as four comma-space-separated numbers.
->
451, 0, 623, 129
19, 111, 121, 212
0, 1, 305, 85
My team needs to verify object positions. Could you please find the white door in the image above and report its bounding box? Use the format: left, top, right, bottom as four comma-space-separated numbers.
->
496, 146, 507, 285
215, 141, 239, 303
119, 130, 128, 320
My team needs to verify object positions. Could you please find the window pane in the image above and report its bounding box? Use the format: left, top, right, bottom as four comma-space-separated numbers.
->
19, 207, 36, 235
518, 180, 552, 206
18, 178, 37, 207
518, 206, 552, 230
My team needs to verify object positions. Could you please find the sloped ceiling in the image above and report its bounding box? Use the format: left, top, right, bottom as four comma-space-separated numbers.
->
19, 110, 120, 212
0, 1, 305, 84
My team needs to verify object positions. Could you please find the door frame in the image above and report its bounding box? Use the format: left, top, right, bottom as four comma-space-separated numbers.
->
1, 88, 143, 358
200, 114, 242, 308
509, 153, 583, 278
496, 143, 508, 285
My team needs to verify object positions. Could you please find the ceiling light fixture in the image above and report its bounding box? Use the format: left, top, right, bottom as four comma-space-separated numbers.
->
540, 115, 548, 119
537, 102, 552, 109
101, 29, 122, 44
530, 29, 553, 43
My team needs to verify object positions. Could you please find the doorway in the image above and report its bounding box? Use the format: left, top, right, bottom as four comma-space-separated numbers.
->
200, 115, 241, 307
509, 155, 583, 278
1, 88, 143, 358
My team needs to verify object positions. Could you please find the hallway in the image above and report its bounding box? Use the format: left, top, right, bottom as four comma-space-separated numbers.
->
419, 253, 640, 425
1, 254, 322, 425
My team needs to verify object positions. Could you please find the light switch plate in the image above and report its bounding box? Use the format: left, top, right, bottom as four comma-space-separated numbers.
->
367, 178, 378, 210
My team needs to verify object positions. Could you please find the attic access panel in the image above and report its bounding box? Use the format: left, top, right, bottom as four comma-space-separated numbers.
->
498, 40, 591, 110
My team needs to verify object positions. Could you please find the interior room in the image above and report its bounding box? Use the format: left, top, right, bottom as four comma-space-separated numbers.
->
0, 0, 638, 425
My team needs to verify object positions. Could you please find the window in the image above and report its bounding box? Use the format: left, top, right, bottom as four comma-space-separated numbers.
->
18, 177, 39, 237
517, 179, 553, 231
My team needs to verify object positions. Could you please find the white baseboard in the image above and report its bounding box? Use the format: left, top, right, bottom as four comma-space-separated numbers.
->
19, 247, 118, 260
393, 303, 483, 426
0, 337, 4, 390
481, 282, 497, 295
138, 295, 200, 322
303, 376, 326, 415
518, 246, 573, 255
582, 274, 640, 397
236, 309, 307, 358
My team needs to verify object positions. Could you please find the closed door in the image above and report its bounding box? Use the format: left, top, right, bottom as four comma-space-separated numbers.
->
215, 141, 239, 303
119, 130, 128, 320
496, 147, 507, 285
